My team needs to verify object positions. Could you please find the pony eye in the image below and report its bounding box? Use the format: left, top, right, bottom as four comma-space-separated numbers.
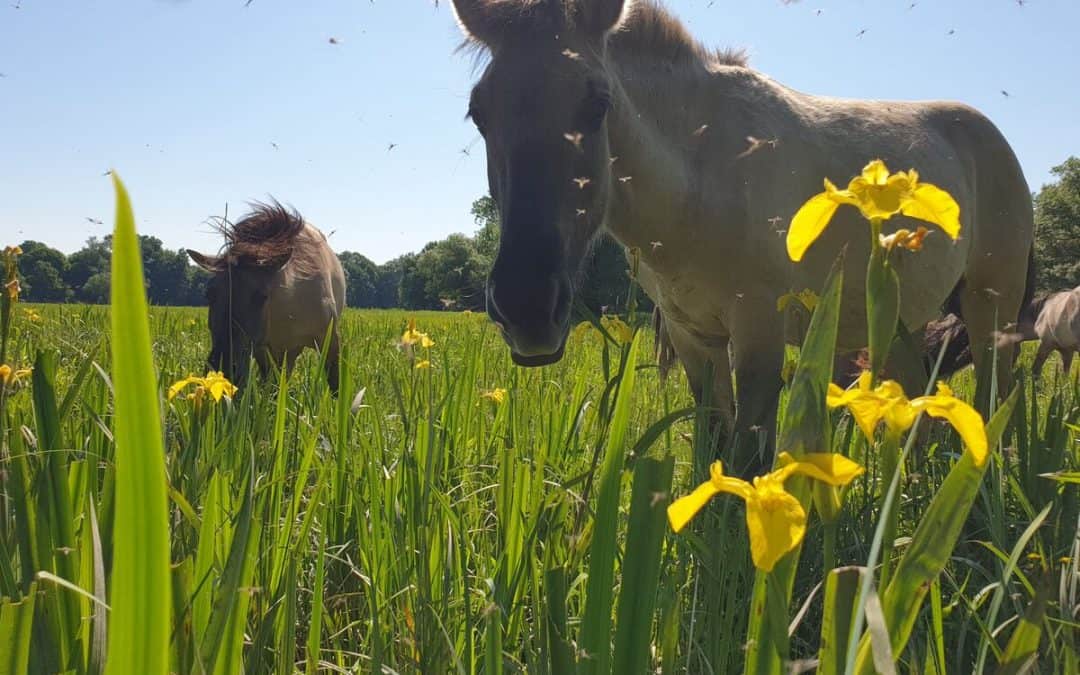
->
468, 105, 488, 136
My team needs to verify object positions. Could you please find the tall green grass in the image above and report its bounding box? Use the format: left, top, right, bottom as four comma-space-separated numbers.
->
0, 183, 1076, 673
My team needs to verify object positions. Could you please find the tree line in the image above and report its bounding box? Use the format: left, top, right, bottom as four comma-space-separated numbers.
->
13, 195, 651, 314
13, 159, 1080, 309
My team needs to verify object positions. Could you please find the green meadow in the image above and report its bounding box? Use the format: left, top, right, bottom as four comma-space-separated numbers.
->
0, 188, 1077, 674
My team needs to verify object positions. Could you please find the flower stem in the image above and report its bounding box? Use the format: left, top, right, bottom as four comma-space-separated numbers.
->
878, 432, 902, 588
823, 518, 838, 573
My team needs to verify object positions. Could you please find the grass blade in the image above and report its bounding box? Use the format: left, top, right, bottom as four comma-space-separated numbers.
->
103, 173, 172, 675
580, 330, 643, 675
544, 567, 575, 674
0, 584, 35, 675
305, 532, 326, 675
995, 576, 1051, 675
612, 455, 675, 674
817, 566, 860, 675
854, 387, 1020, 672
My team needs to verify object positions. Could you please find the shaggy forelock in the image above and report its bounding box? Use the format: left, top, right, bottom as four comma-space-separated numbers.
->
456, 0, 748, 68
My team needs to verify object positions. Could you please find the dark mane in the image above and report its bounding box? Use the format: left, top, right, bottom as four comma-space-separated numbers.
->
211, 200, 307, 271
458, 0, 748, 68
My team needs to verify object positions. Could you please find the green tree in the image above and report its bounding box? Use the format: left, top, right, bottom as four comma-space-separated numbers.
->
182, 265, 211, 306
339, 251, 380, 308
1034, 157, 1080, 292
66, 237, 111, 302
81, 272, 111, 304
18, 240, 71, 302
472, 195, 500, 261
397, 252, 434, 309
375, 256, 408, 308
137, 236, 192, 305
414, 234, 488, 310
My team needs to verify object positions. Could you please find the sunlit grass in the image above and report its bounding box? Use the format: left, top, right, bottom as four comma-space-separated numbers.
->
0, 265, 1077, 671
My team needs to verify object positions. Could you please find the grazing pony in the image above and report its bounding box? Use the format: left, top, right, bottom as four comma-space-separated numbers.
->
929, 288, 1080, 379
451, 0, 1034, 474
187, 202, 346, 392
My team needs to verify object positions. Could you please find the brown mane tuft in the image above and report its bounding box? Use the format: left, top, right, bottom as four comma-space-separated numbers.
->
209, 200, 307, 271
458, 0, 748, 68
611, 1, 748, 67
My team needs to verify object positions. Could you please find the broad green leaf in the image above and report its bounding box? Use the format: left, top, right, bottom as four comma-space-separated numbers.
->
1039, 471, 1080, 485
192, 471, 225, 647
995, 579, 1051, 675
854, 387, 1019, 672
198, 470, 257, 673
612, 455, 675, 674
975, 501, 1054, 673
306, 533, 326, 675
31, 351, 80, 671
0, 585, 35, 675
103, 173, 171, 675
544, 568, 575, 675
778, 251, 845, 456
866, 248, 900, 380
747, 253, 844, 675
818, 567, 861, 675
580, 330, 642, 675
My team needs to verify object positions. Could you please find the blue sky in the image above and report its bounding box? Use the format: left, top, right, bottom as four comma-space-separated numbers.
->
1, 0, 1077, 264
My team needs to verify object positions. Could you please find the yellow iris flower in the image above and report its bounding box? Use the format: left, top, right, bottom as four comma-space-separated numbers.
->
0, 364, 32, 386
826, 371, 987, 465
167, 371, 237, 403
787, 159, 961, 262
401, 319, 435, 348
480, 387, 507, 405
600, 315, 634, 345
4, 279, 19, 302
415, 359, 431, 370
668, 452, 864, 572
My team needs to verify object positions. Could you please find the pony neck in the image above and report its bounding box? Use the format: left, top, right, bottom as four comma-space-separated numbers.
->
601, 49, 749, 255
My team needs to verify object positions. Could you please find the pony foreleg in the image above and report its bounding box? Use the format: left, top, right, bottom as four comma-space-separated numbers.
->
323, 328, 341, 395
1032, 340, 1054, 379
962, 286, 1023, 412
660, 319, 735, 444
731, 302, 785, 478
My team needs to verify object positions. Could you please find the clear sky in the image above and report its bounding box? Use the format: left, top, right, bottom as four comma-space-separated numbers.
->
2, 0, 1077, 264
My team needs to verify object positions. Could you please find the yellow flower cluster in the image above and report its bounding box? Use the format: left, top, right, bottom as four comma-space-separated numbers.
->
570, 316, 635, 346
480, 387, 507, 405
600, 315, 634, 345
0, 363, 32, 387
668, 452, 864, 572
401, 319, 435, 349
167, 371, 237, 405
787, 160, 960, 262
3, 245, 21, 303
827, 371, 987, 465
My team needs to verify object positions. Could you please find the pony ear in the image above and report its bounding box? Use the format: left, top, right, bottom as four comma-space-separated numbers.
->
579, 0, 633, 36
450, 0, 500, 47
186, 249, 221, 272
